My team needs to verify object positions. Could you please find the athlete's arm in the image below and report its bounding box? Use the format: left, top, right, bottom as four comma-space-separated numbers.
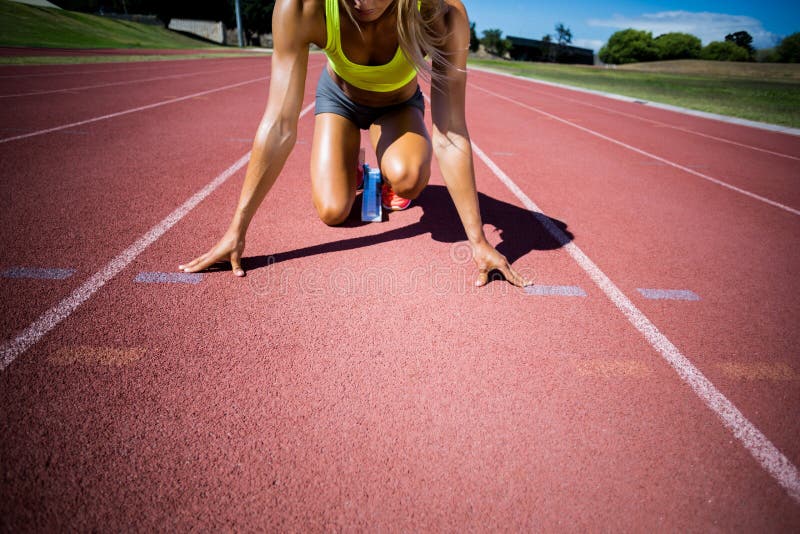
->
180, 0, 313, 276
431, 1, 531, 287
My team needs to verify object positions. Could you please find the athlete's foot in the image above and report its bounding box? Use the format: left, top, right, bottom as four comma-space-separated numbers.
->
381, 183, 411, 211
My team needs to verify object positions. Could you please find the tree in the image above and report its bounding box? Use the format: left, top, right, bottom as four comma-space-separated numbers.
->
469, 21, 479, 52
540, 34, 555, 61
725, 31, 754, 58
241, 0, 274, 44
701, 41, 751, 61
480, 29, 512, 57
555, 23, 572, 46
654, 32, 701, 60
598, 29, 659, 64
776, 32, 800, 63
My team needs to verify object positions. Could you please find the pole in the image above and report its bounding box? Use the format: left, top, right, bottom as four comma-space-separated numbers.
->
234, 0, 244, 48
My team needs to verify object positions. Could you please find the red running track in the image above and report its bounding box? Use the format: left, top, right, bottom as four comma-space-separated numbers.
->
0, 54, 798, 530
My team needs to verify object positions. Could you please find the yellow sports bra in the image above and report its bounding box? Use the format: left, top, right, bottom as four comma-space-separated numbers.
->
323, 0, 418, 92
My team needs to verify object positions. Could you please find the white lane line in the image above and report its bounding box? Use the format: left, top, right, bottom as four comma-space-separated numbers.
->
0, 59, 240, 79
471, 82, 800, 217
0, 100, 317, 372
470, 140, 800, 503
480, 72, 800, 162
0, 76, 268, 144
0, 66, 253, 98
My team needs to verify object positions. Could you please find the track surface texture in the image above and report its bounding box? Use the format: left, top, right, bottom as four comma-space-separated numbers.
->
1, 54, 799, 531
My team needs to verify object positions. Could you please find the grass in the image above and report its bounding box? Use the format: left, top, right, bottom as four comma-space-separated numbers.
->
468, 58, 800, 128
0, 0, 218, 49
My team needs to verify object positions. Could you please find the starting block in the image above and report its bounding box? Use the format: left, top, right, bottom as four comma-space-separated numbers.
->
361, 163, 383, 222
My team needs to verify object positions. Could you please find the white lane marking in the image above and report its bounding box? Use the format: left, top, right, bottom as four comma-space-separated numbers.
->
0, 66, 253, 98
525, 284, 587, 297
637, 288, 701, 301
0, 76, 269, 144
471, 83, 800, 217
1, 267, 76, 280
0, 59, 241, 79
0, 100, 317, 372
470, 140, 800, 503
134, 272, 203, 284
479, 72, 800, 162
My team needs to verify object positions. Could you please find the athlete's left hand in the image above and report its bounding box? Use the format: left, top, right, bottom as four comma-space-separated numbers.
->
472, 240, 534, 288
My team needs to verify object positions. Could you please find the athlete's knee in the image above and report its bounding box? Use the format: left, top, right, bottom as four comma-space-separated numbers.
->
383, 159, 430, 199
315, 200, 350, 226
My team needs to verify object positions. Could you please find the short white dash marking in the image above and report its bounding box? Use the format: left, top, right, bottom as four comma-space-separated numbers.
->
525, 284, 587, 297
638, 288, 700, 301
1, 267, 76, 280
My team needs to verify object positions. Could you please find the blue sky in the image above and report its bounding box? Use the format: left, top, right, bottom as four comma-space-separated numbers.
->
462, 0, 800, 51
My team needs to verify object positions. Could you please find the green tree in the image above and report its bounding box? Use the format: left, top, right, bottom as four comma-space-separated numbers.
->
776, 32, 800, 63
555, 22, 572, 46
598, 28, 659, 64
469, 21, 479, 52
481, 28, 512, 57
654, 32, 701, 60
242, 0, 274, 35
541, 34, 555, 61
725, 30, 754, 58
701, 41, 751, 61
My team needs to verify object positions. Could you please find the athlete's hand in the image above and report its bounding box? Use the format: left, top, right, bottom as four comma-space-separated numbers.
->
472, 240, 533, 288
178, 229, 246, 277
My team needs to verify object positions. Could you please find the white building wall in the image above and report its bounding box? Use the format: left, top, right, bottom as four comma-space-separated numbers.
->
168, 19, 225, 45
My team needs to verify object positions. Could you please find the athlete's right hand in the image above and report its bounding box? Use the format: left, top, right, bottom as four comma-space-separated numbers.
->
178, 229, 246, 277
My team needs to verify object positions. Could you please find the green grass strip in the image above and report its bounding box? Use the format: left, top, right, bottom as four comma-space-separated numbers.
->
0, 0, 217, 49
469, 58, 800, 128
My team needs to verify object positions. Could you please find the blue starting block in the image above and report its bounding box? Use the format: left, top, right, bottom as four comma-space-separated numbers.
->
361, 164, 383, 222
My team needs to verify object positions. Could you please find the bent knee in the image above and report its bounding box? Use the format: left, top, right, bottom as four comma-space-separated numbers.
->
315, 201, 351, 226
383, 160, 430, 199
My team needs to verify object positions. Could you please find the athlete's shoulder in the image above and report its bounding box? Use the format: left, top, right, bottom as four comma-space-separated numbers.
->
436, 0, 468, 43
273, 0, 326, 46
273, 0, 325, 20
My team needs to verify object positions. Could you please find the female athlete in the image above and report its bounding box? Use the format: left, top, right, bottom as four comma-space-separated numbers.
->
179, 0, 532, 288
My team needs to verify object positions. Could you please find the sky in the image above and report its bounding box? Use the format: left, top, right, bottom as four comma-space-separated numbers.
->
462, 0, 800, 52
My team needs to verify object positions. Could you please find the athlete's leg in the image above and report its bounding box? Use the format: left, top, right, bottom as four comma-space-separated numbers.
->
310, 112, 362, 226
369, 105, 432, 200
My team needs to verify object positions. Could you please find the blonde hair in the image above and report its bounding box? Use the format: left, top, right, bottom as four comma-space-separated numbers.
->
340, 0, 453, 87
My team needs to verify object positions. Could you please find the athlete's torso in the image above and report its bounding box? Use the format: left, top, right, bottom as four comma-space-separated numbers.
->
308, 0, 419, 107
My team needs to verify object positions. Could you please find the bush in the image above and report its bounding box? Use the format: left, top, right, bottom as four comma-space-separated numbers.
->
701, 41, 751, 61
756, 48, 780, 63
599, 29, 659, 64
654, 32, 701, 60
776, 32, 800, 63
481, 28, 512, 57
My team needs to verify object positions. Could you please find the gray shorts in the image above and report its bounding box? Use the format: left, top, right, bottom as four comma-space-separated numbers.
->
314, 67, 425, 130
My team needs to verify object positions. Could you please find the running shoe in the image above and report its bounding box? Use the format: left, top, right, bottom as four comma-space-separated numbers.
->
356, 163, 364, 190
381, 182, 412, 211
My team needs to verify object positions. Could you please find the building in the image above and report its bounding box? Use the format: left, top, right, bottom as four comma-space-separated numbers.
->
507, 36, 594, 65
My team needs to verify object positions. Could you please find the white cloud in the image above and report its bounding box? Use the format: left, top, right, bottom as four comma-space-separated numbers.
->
587, 11, 780, 48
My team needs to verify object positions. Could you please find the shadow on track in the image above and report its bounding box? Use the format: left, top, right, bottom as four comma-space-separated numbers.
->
204, 184, 574, 274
